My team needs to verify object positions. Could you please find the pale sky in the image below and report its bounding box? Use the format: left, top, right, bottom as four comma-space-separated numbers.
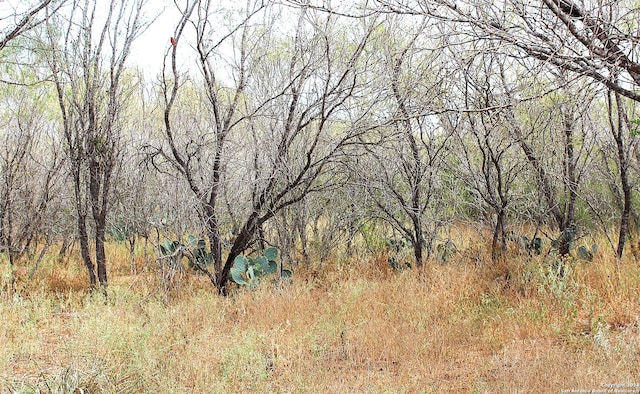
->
130, 0, 182, 76
0, 0, 184, 76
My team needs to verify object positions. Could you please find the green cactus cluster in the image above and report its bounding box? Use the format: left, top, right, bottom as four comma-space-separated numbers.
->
229, 246, 291, 287
185, 235, 214, 269
517, 235, 543, 255
387, 257, 411, 271
158, 236, 214, 271
551, 223, 577, 251
512, 224, 596, 262
551, 224, 597, 262
158, 238, 183, 267
385, 238, 407, 254
158, 240, 292, 286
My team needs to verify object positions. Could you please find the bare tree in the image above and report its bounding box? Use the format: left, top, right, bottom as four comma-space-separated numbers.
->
46, 0, 148, 288
447, 52, 524, 260
501, 69, 599, 255
358, 16, 453, 267
603, 88, 636, 258
374, 0, 640, 103
151, 0, 379, 293
0, 84, 64, 292
0, 1, 68, 294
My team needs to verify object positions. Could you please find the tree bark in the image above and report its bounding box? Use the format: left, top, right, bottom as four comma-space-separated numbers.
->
612, 91, 632, 259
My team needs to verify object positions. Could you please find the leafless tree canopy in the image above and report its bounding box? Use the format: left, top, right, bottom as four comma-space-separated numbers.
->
370, 0, 640, 102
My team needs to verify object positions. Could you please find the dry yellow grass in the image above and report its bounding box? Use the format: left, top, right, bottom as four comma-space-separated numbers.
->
1, 236, 640, 393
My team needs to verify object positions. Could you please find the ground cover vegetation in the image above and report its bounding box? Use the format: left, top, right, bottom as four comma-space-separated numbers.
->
1, 0, 640, 392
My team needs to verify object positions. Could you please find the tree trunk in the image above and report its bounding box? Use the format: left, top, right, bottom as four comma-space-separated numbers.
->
613, 92, 632, 258
203, 204, 223, 282
618, 174, 631, 259
89, 153, 110, 287
1, 190, 15, 293
491, 209, 506, 261
412, 240, 423, 268
411, 216, 424, 267
8, 248, 16, 295
78, 214, 97, 287
296, 210, 310, 269
128, 235, 136, 274
562, 110, 577, 234
95, 220, 108, 286
219, 212, 261, 294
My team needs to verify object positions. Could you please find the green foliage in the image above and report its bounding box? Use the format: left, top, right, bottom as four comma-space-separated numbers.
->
158, 240, 290, 284
576, 244, 598, 262
229, 247, 286, 287
158, 236, 214, 271
549, 224, 597, 262
186, 235, 214, 269
107, 222, 132, 243
516, 235, 543, 255
551, 224, 577, 252
542, 256, 574, 296
630, 118, 640, 136
512, 225, 596, 263
359, 222, 388, 254
385, 237, 411, 270
385, 238, 407, 253
158, 238, 183, 268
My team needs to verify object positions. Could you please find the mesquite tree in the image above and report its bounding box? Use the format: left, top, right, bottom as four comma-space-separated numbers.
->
603, 89, 637, 258
502, 70, 598, 255
360, 16, 453, 267
448, 53, 524, 260
46, 0, 148, 288
0, 0, 64, 53
152, 0, 379, 293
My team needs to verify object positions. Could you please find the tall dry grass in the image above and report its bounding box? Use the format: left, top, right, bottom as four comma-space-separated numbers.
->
1, 233, 639, 393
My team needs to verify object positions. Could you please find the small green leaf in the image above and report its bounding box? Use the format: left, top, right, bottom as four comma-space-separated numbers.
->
532, 237, 543, 253
281, 269, 292, 278
577, 245, 593, 262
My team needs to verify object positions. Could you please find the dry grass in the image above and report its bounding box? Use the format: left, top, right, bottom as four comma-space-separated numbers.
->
1, 235, 640, 393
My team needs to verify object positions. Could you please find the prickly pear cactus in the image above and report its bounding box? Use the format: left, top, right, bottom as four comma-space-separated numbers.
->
229, 247, 289, 286
158, 236, 215, 271
158, 238, 183, 268
186, 235, 213, 269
